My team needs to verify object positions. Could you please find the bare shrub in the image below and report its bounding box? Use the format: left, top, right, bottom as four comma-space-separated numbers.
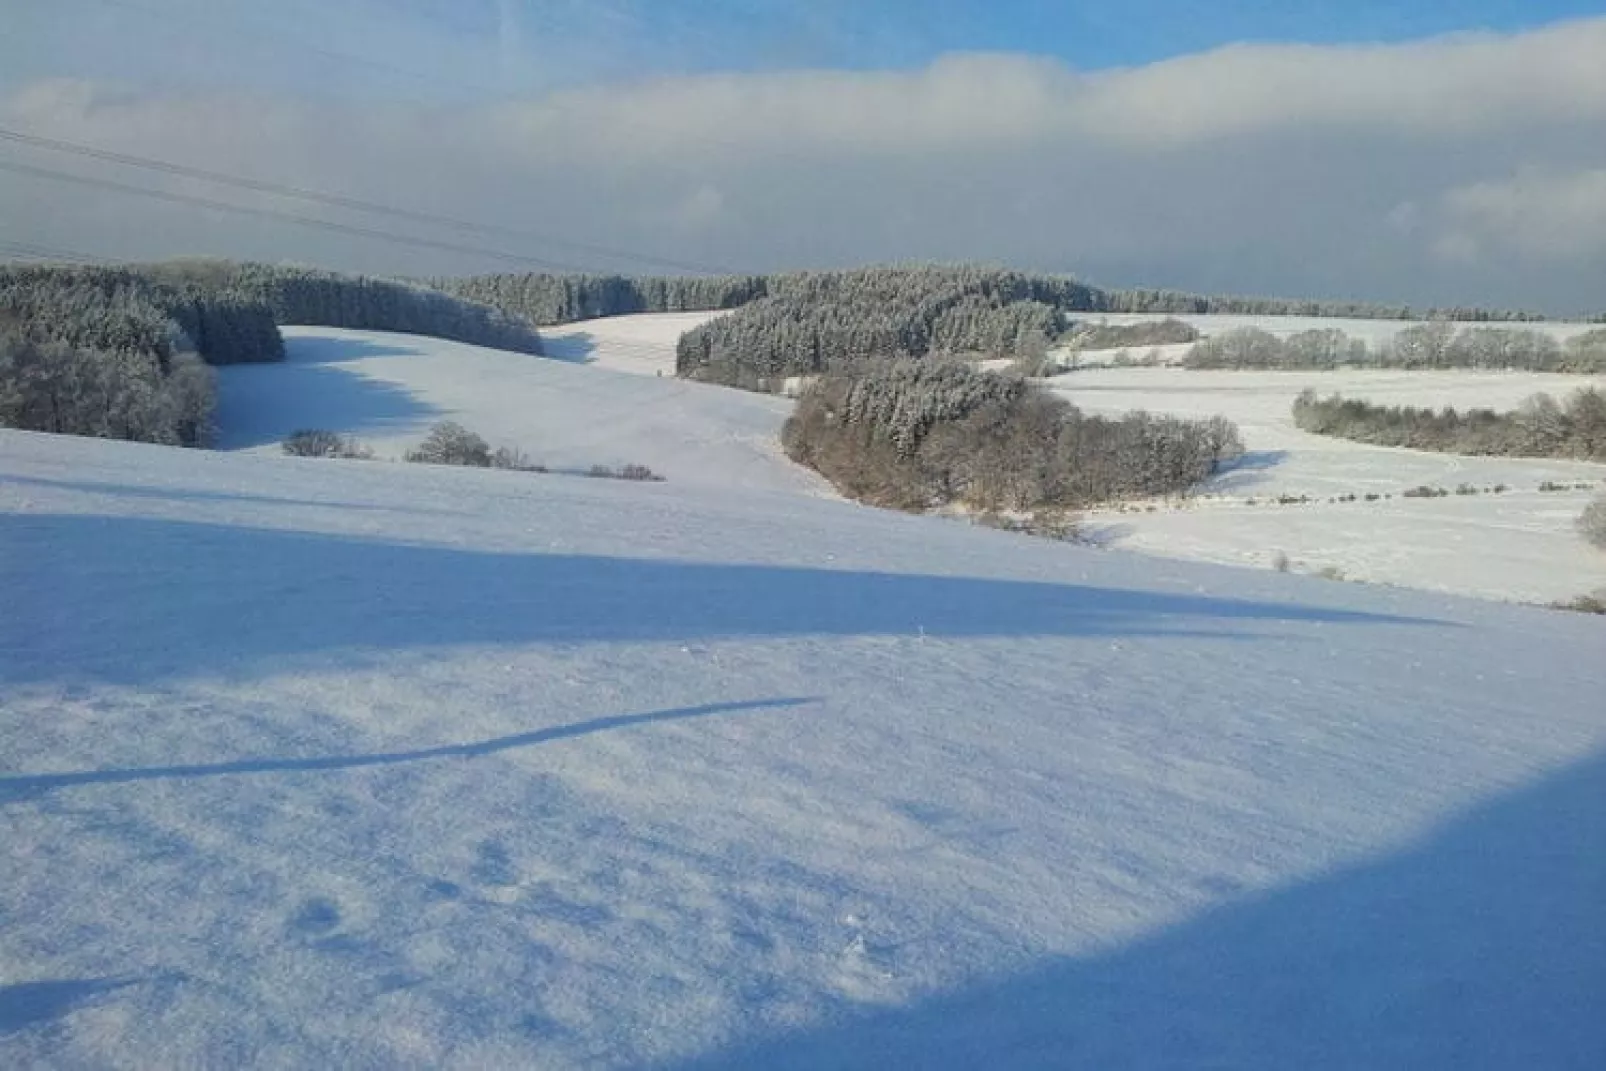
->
1579, 495, 1606, 550
1552, 593, 1606, 614
405, 421, 491, 467
283, 429, 372, 459
490, 445, 546, 472
618, 463, 663, 482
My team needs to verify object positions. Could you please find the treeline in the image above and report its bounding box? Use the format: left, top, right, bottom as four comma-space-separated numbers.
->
784, 361, 1243, 512
1096, 288, 1553, 322
436, 265, 1588, 390
1, 263, 283, 366
1186, 324, 1606, 373
446, 267, 1564, 330
674, 267, 1092, 390
1292, 388, 1606, 462
435, 272, 768, 325
151, 261, 545, 355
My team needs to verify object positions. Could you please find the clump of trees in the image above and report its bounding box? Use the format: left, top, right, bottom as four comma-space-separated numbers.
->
0, 325, 215, 446
405, 421, 494, 467
1292, 388, 1606, 461
1184, 323, 1603, 372
675, 268, 1088, 390
0, 264, 284, 445
783, 361, 1242, 512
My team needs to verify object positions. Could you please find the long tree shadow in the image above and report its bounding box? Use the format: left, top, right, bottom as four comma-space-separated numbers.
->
214, 334, 442, 449
278, 335, 424, 366
683, 750, 1606, 1070
1, 514, 1441, 686
539, 330, 599, 364
0, 978, 142, 1036
1208, 449, 1290, 493
0, 698, 815, 804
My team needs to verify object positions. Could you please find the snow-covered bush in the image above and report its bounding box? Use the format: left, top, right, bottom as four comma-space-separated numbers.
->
405, 422, 492, 467
1580, 494, 1606, 550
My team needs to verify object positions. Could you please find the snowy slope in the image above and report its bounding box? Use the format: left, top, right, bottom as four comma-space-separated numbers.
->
1050, 368, 1606, 602
215, 326, 822, 496
539, 311, 726, 377
3, 427, 1604, 1068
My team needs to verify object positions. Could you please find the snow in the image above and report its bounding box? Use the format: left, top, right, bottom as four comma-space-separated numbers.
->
539, 311, 726, 377
3, 422, 1605, 1068
1048, 367, 1606, 603
215, 326, 825, 497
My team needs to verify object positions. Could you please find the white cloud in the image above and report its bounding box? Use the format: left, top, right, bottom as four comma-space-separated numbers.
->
4, 18, 1606, 311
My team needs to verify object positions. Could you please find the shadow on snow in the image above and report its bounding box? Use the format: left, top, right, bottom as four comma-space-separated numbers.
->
213, 334, 442, 449
537, 330, 599, 364
1, 513, 1444, 686
0, 978, 147, 1036
683, 749, 1606, 1070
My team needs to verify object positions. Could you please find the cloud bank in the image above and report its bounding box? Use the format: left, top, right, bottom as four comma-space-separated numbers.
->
3, 16, 1604, 311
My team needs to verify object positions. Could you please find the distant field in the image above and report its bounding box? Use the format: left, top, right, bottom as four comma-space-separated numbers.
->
212, 316, 1606, 604
539, 311, 726, 376
216, 324, 821, 496
1050, 367, 1606, 602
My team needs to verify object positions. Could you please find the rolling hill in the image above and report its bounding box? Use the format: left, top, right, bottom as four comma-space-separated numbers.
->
3, 317, 1604, 1065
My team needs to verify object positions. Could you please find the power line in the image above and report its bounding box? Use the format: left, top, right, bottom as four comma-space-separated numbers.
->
0, 126, 737, 276
0, 156, 614, 272
0, 238, 113, 265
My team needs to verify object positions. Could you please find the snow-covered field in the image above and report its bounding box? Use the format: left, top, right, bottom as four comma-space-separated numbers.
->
539, 311, 725, 377
4, 425, 1604, 1068
216, 326, 823, 497
1050, 367, 1606, 603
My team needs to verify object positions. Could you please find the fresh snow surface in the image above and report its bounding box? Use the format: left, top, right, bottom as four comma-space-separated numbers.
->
215, 326, 825, 497
539, 312, 727, 377
3, 427, 1605, 1069
1049, 368, 1606, 603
